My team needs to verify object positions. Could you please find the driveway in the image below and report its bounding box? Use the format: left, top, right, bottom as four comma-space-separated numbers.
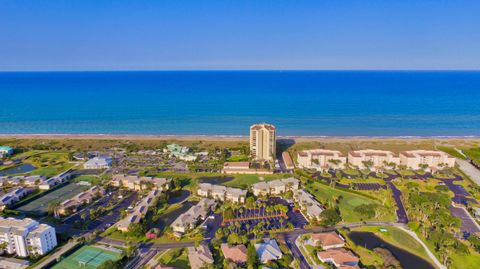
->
385, 180, 409, 223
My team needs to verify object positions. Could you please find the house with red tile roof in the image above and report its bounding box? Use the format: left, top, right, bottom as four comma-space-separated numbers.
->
311, 232, 345, 249
317, 248, 359, 268
221, 243, 248, 264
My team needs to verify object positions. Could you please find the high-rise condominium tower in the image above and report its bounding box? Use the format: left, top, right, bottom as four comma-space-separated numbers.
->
250, 123, 276, 161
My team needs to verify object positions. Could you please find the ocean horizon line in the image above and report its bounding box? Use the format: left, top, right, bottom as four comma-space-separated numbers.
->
1, 69, 480, 73
1, 133, 479, 140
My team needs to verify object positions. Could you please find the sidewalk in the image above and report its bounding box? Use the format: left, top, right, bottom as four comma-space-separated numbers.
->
396, 226, 446, 269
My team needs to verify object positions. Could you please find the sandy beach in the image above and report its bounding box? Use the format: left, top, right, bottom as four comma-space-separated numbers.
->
1, 134, 479, 143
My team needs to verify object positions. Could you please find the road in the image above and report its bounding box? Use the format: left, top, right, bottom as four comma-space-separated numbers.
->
456, 158, 480, 186
385, 180, 409, 223
283, 233, 311, 269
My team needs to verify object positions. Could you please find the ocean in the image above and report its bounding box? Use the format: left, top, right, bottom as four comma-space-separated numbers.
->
0, 71, 479, 137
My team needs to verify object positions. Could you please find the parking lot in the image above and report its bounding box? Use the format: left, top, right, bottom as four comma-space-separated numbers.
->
353, 183, 386, 191
450, 205, 480, 236
223, 197, 309, 234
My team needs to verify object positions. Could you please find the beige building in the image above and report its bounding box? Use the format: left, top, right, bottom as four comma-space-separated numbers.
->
56, 186, 105, 216
222, 162, 273, 175
348, 150, 400, 171
111, 174, 171, 191
297, 149, 347, 171
197, 183, 247, 203
251, 178, 299, 196
250, 123, 276, 161
400, 150, 455, 172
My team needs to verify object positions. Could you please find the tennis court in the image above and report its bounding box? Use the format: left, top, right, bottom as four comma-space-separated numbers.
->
17, 183, 89, 216
52, 245, 123, 269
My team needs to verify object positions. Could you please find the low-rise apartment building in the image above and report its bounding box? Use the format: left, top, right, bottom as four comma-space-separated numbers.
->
400, 150, 455, 172
55, 186, 105, 216
0, 175, 47, 187
197, 183, 247, 203
293, 189, 324, 220
221, 162, 274, 175
116, 189, 160, 232
0, 188, 28, 210
251, 177, 299, 196
111, 174, 171, 191
282, 152, 295, 170
0, 217, 57, 257
171, 198, 216, 235
348, 149, 400, 171
297, 149, 347, 171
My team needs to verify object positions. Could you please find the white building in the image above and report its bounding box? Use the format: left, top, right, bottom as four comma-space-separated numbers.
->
83, 156, 112, 169
251, 177, 299, 196
0, 188, 28, 210
348, 150, 400, 171
297, 149, 347, 171
0, 146, 14, 158
0, 175, 47, 187
0, 217, 57, 257
400, 150, 456, 172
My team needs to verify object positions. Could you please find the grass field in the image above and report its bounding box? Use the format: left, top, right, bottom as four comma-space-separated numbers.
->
222, 173, 292, 189
17, 183, 90, 216
52, 245, 123, 269
21, 151, 74, 177
157, 248, 190, 269
73, 175, 103, 185
305, 181, 396, 222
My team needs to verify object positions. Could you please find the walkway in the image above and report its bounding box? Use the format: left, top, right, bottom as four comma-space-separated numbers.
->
32, 240, 78, 269
396, 226, 446, 269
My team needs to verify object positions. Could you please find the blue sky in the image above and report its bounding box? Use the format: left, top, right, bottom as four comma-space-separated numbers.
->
1, 0, 479, 71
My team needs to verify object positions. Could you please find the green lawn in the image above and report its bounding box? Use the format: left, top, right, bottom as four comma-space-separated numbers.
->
73, 175, 102, 185
18, 151, 74, 177
305, 182, 396, 222
463, 148, 480, 164
437, 146, 466, 159
157, 248, 190, 269
222, 174, 292, 189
